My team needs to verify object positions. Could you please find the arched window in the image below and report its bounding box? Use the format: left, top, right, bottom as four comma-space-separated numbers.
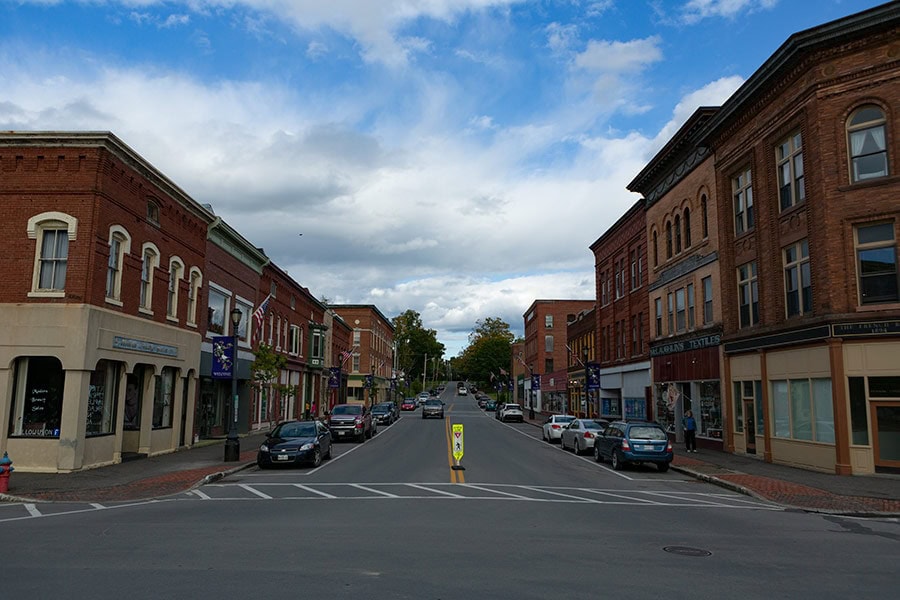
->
106, 225, 131, 303
186, 267, 203, 326
26, 212, 78, 297
701, 195, 709, 238
167, 257, 184, 319
665, 222, 673, 259
674, 215, 682, 254
848, 105, 888, 182
683, 208, 692, 248
140, 243, 160, 312
653, 231, 658, 267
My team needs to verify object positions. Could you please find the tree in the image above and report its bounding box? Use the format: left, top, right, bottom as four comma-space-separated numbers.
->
392, 310, 445, 393
456, 317, 514, 386
250, 343, 297, 418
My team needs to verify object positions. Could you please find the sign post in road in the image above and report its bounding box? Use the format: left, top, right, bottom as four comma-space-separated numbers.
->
451, 423, 465, 470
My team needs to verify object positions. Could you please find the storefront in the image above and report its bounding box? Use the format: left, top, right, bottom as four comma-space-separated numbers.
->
651, 332, 723, 448
2, 305, 200, 472
597, 361, 651, 422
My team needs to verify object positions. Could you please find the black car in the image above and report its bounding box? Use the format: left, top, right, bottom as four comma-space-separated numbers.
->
372, 402, 397, 425
257, 420, 332, 469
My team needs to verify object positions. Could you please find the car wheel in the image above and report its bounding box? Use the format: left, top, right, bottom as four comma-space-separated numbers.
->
657, 462, 670, 473
611, 450, 624, 471
310, 447, 322, 468
574, 439, 582, 455
594, 445, 603, 463
257, 461, 270, 470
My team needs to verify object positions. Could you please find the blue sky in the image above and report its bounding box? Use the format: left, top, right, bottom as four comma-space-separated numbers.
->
0, 0, 887, 356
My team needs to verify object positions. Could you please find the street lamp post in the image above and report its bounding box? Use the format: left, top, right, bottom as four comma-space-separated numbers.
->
224, 307, 243, 462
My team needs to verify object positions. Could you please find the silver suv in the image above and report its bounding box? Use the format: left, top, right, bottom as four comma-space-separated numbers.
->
422, 398, 445, 419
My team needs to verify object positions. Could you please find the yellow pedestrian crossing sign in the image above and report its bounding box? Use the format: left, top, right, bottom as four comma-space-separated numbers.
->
452, 423, 464, 462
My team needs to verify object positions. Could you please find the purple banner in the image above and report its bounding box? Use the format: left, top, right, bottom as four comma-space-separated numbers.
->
328, 367, 341, 389
531, 374, 541, 390
211, 336, 235, 379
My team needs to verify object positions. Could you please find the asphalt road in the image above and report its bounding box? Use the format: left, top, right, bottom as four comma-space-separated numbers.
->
3, 388, 898, 599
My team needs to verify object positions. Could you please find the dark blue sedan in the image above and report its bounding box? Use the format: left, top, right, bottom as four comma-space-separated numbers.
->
593, 421, 673, 472
257, 420, 332, 469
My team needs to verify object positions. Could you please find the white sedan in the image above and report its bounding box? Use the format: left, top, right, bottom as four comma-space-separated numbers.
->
560, 418, 610, 455
541, 414, 576, 443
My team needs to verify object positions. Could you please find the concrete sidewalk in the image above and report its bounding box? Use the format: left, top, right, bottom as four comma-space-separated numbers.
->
3, 417, 899, 517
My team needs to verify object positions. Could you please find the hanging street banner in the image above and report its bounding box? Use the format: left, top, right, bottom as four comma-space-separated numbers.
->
211, 336, 235, 379
452, 423, 464, 462
586, 363, 601, 391
328, 367, 341, 389
531, 374, 541, 390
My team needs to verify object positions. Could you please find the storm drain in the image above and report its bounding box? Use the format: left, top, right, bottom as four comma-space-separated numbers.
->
663, 546, 712, 557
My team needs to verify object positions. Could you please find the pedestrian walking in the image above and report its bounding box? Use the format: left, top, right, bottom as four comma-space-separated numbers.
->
683, 410, 697, 453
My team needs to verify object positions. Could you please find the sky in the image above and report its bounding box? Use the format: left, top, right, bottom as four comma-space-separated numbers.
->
0, 0, 887, 356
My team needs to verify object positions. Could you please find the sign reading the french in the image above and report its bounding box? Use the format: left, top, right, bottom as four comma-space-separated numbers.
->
452, 423, 464, 462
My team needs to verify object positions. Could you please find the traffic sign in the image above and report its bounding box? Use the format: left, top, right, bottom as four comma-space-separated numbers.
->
452, 423, 464, 463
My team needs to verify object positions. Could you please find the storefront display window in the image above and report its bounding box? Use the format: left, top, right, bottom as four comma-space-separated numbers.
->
87, 360, 119, 436
698, 381, 722, 439
624, 397, 645, 420
601, 396, 621, 419
771, 377, 833, 443
848, 377, 869, 445
9, 356, 65, 438
153, 367, 175, 429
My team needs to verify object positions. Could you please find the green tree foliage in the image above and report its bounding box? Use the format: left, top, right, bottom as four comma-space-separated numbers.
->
392, 309, 445, 393
456, 317, 514, 386
250, 343, 296, 398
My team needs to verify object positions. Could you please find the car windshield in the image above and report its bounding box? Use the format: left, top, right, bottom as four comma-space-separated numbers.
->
276, 423, 316, 438
373, 406, 389, 413
506, 405, 522, 410
555, 416, 575, 423
628, 426, 667, 440
331, 405, 362, 415
425, 399, 441, 406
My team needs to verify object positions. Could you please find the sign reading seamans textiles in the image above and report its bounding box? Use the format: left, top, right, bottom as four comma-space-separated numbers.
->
211, 336, 235, 379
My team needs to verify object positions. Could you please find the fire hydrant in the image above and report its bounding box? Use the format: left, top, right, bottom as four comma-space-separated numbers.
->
0, 452, 13, 493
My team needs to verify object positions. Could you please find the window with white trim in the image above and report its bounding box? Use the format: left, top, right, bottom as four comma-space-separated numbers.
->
187, 268, 202, 325
139, 244, 160, 311
106, 226, 130, 302
675, 288, 686, 332
733, 168, 753, 235
777, 132, 805, 211
784, 239, 812, 317
667, 293, 674, 334
545, 314, 553, 329
848, 105, 888, 182
655, 297, 663, 337
167, 257, 184, 318
27, 212, 77, 296
703, 276, 713, 324
207, 286, 229, 335
687, 283, 695, 330
855, 222, 899, 305
290, 325, 301, 355
235, 299, 252, 343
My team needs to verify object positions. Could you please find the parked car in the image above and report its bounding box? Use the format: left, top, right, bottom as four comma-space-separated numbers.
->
594, 421, 673, 472
485, 400, 497, 411
498, 403, 524, 422
257, 420, 332, 469
401, 397, 418, 411
372, 402, 396, 425
560, 418, 609, 454
541, 414, 576, 443
422, 398, 445, 419
328, 403, 376, 442
477, 397, 488, 409
416, 392, 431, 406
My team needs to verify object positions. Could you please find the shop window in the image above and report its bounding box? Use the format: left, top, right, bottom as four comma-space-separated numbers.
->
124, 370, 143, 430
207, 286, 229, 335
784, 239, 812, 317
732, 382, 744, 433
738, 261, 759, 328
699, 381, 722, 439
848, 377, 869, 445
777, 132, 805, 211
847, 105, 888, 182
167, 257, 184, 319
87, 360, 119, 436
9, 356, 65, 438
771, 378, 834, 443
153, 367, 176, 429
106, 226, 130, 302
27, 212, 77, 297
854, 222, 899, 305
732, 168, 754, 235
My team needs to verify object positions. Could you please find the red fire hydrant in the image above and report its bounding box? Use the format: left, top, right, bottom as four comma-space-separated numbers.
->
0, 452, 13, 493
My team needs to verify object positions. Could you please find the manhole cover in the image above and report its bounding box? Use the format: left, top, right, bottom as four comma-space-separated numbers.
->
663, 546, 712, 557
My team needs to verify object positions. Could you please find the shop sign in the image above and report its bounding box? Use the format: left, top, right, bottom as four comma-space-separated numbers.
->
650, 334, 721, 357
832, 320, 900, 337
112, 336, 178, 357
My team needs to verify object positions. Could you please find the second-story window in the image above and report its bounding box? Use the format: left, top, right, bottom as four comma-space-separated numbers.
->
703, 276, 713, 324
545, 314, 553, 329
684, 208, 692, 248
667, 292, 674, 334
687, 283, 695, 330
290, 325, 301, 355
701, 195, 709, 238
106, 227, 130, 302
140, 245, 159, 311
777, 132, 805, 211
207, 287, 228, 335
674, 214, 682, 254
855, 222, 898, 305
545, 335, 554, 353
733, 168, 754, 235
784, 240, 812, 317
312, 330, 323, 358
738, 261, 759, 328
187, 269, 202, 326
167, 258, 184, 319
848, 105, 888, 182
655, 297, 663, 337
675, 288, 686, 332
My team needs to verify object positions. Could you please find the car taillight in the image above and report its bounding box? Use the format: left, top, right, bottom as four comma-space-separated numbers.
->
666, 441, 673, 452
583, 432, 594, 439
551, 425, 561, 430
354, 417, 363, 428
621, 438, 631, 451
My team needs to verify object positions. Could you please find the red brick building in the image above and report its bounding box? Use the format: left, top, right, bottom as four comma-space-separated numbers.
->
566, 306, 596, 417
703, 4, 900, 474
0, 132, 214, 471
590, 200, 651, 421
330, 305, 396, 407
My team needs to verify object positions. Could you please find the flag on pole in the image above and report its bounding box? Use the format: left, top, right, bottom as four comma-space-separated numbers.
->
253, 294, 272, 330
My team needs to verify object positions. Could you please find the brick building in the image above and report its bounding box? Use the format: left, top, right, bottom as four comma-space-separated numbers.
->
704, 4, 900, 473
589, 200, 651, 421
566, 306, 596, 417
522, 299, 594, 414
628, 108, 726, 450
0, 132, 214, 472
330, 305, 396, 407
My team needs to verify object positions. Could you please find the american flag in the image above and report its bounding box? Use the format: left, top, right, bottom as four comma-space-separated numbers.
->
499, 368, 508, 376
252, 294, 272, 331
339, 349, 355, 365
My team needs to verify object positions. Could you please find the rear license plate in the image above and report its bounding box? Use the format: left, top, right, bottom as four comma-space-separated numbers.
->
276, 455, 289, 461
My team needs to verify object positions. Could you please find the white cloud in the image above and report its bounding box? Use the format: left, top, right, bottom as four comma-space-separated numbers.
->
680, 0, 779, 24
573, 36, 662, 73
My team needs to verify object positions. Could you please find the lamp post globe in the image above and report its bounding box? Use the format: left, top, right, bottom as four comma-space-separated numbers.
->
224, 307, 243, 462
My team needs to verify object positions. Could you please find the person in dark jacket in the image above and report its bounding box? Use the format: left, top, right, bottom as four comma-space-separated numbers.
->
683, 410, 697, 453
